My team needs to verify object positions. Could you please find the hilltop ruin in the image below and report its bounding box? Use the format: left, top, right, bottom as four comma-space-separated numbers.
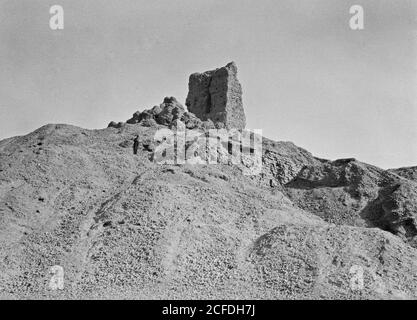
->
186, 62, 246, 130
109, 62, 246, 130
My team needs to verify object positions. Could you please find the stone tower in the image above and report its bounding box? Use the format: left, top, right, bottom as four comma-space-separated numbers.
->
185, 62, 246, 130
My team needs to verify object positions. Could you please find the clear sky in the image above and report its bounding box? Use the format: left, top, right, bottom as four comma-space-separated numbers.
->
0, 0, 416, 169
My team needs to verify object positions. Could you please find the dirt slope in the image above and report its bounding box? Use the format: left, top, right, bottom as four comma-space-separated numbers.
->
0, 122, 417, 299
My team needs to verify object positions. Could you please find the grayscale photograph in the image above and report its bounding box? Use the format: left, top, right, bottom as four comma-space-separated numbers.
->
0, 0, 416, 304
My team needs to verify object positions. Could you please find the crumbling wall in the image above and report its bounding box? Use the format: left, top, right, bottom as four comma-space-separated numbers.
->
186, 62, 246, 130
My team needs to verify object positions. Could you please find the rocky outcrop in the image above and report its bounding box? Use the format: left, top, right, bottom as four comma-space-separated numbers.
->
185, 62, 246, 130
389, 166, 417, 182
364, 180, 417, 246
280, 157, 417, 248
110, 96, 216, 131
107, 121, 124, 129
124, 97, 184, 126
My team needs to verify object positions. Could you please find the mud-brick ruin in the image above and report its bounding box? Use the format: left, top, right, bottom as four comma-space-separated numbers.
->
186, 61, 246, 130
109, 62, 246, 131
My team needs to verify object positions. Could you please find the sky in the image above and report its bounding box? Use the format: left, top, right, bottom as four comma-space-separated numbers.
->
0, 0, 416, 169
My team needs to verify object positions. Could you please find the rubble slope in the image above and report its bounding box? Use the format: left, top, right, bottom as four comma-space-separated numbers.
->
1, 122, 417, 299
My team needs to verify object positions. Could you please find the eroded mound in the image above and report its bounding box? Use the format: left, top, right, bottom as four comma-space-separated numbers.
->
1, 62, 416, 299
1, 123, 417, 299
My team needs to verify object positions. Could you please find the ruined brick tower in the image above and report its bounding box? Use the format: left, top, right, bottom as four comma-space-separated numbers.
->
185, 62, 246, 130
